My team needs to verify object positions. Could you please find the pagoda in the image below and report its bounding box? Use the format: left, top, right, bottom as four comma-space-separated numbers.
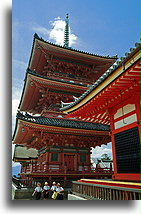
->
12, 15, 117, 186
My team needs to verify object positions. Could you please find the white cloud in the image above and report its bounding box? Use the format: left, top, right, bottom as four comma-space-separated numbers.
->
12, 84, 23, 133
91, 142, 112, 159
12, 84, 23, 167
32, 17, 77, 46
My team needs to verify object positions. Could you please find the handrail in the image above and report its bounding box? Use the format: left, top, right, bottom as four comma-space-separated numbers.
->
72, 181, 140, 200
21, 165, 113, 175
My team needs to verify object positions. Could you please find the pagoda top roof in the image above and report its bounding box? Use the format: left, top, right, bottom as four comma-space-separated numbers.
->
61, 42, 140, 113
28, 33, 118, 82
20, 34, 118, 113
28, 33, 117, 66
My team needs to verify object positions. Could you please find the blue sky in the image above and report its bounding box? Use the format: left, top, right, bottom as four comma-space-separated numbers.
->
12, 0, 140, 91
12, 0, 140, 164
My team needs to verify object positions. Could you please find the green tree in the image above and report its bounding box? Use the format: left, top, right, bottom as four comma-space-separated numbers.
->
101, 153, 111, 161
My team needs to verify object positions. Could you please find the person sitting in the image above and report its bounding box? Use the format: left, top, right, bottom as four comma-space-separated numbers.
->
42, 182, 50, 200
51, 181, 57, 200
56, 183, 64, 200
32, 182, 42, 200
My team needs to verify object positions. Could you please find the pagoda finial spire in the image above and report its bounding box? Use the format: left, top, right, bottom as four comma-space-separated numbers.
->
64, 13, 69, 48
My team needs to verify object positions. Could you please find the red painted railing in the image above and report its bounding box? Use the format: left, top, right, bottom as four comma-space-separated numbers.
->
21, 163, 113, 175
72, 181, 141, 200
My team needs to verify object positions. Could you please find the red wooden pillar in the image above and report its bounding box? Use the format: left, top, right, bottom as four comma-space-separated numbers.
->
49, 175, 52, 186
76, 150, 79, 172
25, 164, 27, 174
64, 176, 67, 187
46, 151, 50, 171
59, 149, 63, 172
21, 164, 24, 173
108, 108, 117, 179
87, 151, 91, 171
134, 94, 140, 133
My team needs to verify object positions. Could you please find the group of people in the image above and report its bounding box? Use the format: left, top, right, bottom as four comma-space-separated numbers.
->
32, 181, 64, 200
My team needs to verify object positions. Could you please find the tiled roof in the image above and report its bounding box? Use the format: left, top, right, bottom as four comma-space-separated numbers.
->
33, 33, 117, 59
16, 111, 110, 131
18, 68, 88, 109
61, 43, 140, 111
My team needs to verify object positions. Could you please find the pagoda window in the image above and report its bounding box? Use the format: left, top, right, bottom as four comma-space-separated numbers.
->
51, 153, 58, 162
80, 154, 86, 163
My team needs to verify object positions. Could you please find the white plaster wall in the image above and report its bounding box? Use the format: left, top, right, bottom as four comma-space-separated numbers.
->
114, 104, 135, 120
114, 114, 137, 129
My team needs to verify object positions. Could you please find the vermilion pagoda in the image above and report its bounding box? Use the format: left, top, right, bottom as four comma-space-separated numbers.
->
13, 15, 117, 185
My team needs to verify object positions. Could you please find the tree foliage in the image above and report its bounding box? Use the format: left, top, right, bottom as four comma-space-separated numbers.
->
101, 153, 111, 161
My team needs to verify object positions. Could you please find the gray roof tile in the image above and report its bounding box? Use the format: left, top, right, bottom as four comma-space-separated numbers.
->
16, 111, 110, 131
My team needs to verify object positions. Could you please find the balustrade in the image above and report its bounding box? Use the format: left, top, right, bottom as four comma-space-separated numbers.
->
21, 162, 113, 175
72, 181, 140, 200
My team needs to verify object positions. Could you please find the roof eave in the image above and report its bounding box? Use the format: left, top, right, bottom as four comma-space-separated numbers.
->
61, 43, 140, 113
30, 33, 118, 61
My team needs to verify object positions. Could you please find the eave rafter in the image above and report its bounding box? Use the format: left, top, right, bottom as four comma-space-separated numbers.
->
29, 74, 87, 93
65, 59, 140, 124
20, 71, 87, 114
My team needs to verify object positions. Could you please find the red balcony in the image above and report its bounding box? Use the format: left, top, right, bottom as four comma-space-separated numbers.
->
20, 162, 113, 177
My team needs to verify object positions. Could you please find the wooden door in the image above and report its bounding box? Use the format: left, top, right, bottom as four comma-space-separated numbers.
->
64, 154, 74, 171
